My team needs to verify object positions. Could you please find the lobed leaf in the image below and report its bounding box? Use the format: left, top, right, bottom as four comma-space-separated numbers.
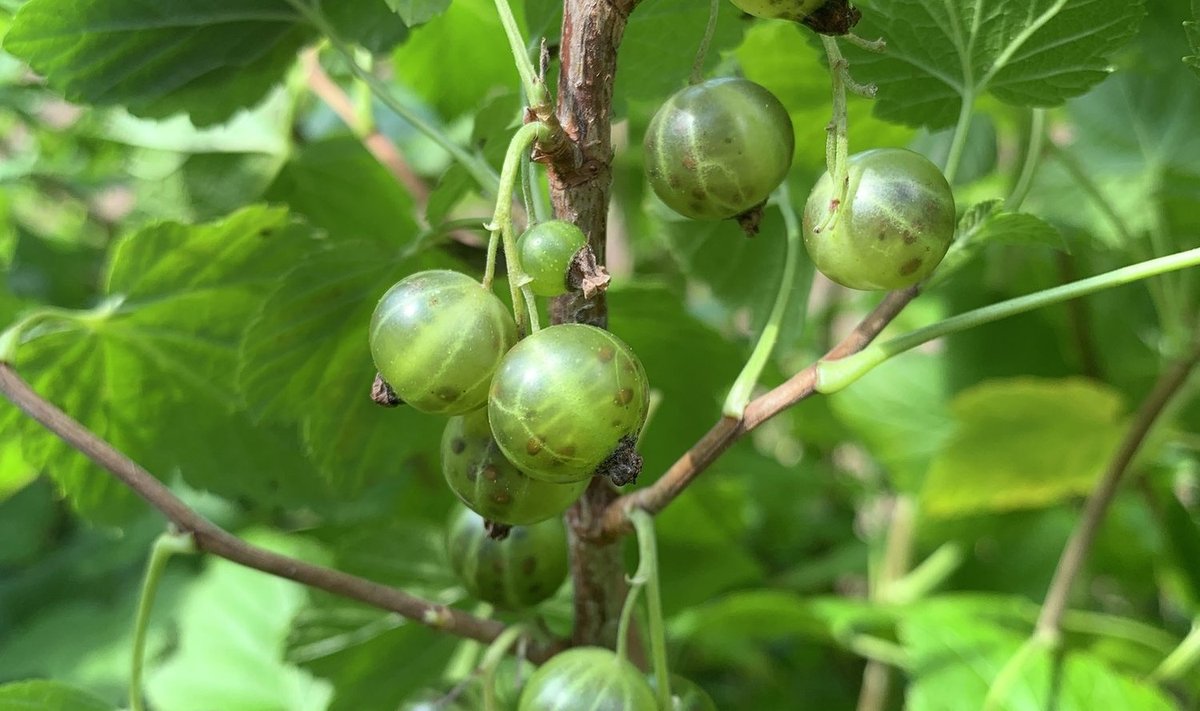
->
242, 137, 455, 491
846, 0, 1147, 129
0, 206, 334, 523
902, 601, 1176, 710
146, 529, 334, 711
0, 680, 115, 711
921, 377, 1127, 517
385, 0, 451, 27
3, 0, 314, 126
616, 0, 746, 111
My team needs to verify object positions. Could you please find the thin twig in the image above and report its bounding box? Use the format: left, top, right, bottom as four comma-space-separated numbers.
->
1034, 334, 1200, 641
0, 363, 559, 663
597, 286, 919, 539
856, 497, 916, 711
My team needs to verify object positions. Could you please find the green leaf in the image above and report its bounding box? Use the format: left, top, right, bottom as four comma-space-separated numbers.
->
0, 680, 114, 711
830, 353, 954, 492
385, 0, 451, 27
846, 0, 1147, 129
99, 90, 292, 155
244, 138, 455, 490
903, 600, 1176, 711
607, 284, 744, 477
655, 474, 765, 611
264, 136, 420, 245
921, 377, 1127, 518
671, 590, 892, 655
616, 0, 745, 111
392, 0, 519, 119
1036, 62, 1200, 243
932, 202, 1066, 285
735, 21, 913, 175
648, 195, 800, 333
146, 529, 333, 711
1, 206, 334, 523
321, 0, 410, 53
3, 0, 314, 126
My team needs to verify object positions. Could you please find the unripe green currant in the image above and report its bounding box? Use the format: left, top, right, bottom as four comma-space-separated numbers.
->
445, 506, 569, 610
442, 409, 589, 526
518, 220, 588, 297
644, 77, 794, 220
729, 0, 823, 21
488, 324, 649, 484
518, 647, 657, 711
369, 270, 517, 415
803, 148, 956, 290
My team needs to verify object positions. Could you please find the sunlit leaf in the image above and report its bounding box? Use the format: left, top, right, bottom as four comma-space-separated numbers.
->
3, 0, 313, 125
922, 377, 1127, 517
846, 0, 1147, 128
0, 680, 114, 711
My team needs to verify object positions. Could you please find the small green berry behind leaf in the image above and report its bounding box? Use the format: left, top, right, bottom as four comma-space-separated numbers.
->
518, 647, 657, 711
518, 220, 588, 297
644, 77, 794, 221
803, 148, 955, 290
442, 409, 590, 526
369, 270, 517, 415
446, 506, 569, 610
488, 324, 650, 485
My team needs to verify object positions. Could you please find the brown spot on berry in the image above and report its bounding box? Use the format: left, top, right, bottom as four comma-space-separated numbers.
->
900, 257, 923, 276
614, 388, 634, 405
482, 464, 500, 481
491, 490, 511, 504
450, 438, 466, 454
521, 557, 537, 575
560, 445, 576, 457
526, 437, 544, 456
597, 345, 615, 362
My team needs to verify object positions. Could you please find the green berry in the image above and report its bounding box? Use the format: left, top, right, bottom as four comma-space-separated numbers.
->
369, 270, 517, 415
644, 77, 794, 220
446, 506, 569, 610
442, 409, 590, 526
488, 324, 649, 484
518, 647, 657, 711
519, 220, 588, 297
803, 148, 956, 290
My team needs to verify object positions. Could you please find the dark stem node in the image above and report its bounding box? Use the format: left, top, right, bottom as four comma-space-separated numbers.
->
596, 435, 643, 487
802, 0, 862, 35
370, 373, 403, 407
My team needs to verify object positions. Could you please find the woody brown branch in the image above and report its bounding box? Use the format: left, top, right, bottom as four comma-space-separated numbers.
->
0, 362, 561, 663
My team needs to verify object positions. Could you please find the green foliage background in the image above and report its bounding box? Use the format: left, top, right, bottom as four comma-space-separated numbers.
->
1, 0, 1198, 709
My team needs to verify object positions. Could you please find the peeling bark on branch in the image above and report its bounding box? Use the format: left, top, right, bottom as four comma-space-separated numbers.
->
545, 0, 639, 648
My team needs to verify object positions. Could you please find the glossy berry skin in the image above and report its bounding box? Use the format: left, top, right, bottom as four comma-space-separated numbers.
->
645, 77, 794, 220
442, 410, 589, 526
649, 675, 718, 711
488, 324, 649, 484
369, 270, 517, 415
446, 506, 569, 609
518, 647, 656, 711
729, 0, 822, 21
519, 221, 587, 297
803, 148, 955, 290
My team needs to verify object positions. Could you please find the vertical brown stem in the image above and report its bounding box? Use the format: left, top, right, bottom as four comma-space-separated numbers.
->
544, 0, 640, 647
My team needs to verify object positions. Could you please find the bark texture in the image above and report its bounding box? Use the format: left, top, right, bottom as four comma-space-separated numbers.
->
543, 0, 639, 648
